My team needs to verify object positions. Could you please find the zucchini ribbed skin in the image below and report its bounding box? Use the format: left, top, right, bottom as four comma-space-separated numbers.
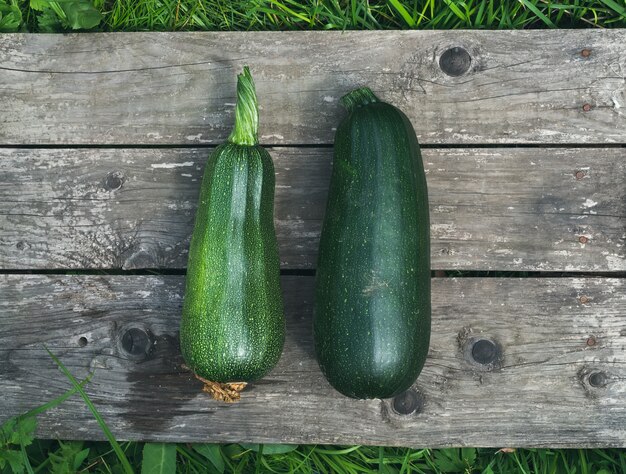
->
314, 87, 430, 399
180, 68, 284, 383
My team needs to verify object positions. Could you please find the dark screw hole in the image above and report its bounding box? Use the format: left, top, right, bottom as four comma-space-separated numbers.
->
588, 371, 608, 388
392, 390, 422, 415
579, 295, 590, 304
16, 241, 25, 251
581, 49, 591, 58
121, 328, 151, 356
78, 337, 88, 347
575, 170, 586, 180
582, 103, 592, 112
439, 47, 472, 77
579, 236, 589, 244
471, 339, 497, 365
105, 171, 124, 191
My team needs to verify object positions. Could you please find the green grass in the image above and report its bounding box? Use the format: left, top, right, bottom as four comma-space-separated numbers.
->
1, 0, 626, 32
5, 440, 626, 473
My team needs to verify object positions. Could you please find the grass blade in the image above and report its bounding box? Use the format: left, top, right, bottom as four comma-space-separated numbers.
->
44, 346, 135, 474
387, 0, 415, 27
255, 444, 264, 474
598, 0, 626, 18
517, 0, 556, 27
19, 373, 93, 420
474, 0, 487, 27
20, 439, 35, 474
443, 0, 469, 23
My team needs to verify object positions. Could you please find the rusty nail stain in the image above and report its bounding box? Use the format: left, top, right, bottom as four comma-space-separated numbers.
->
586, 336, 596, 346
579, 236, 589, 244
582, 103, 592, 112
581, 49, 591, 58
575, 170, 586, 180
579, 295, 590, 304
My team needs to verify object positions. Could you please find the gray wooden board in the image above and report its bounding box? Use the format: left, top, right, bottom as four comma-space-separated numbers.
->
1, 147, 624, 272
1, 30, 625, 145
0, 275, 624, 447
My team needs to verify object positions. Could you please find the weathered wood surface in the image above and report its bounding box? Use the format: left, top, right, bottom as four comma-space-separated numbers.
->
0, 275, 624, 447
1, 29, 625, 449
1, 147, 624, 272
1, 30, 625, 145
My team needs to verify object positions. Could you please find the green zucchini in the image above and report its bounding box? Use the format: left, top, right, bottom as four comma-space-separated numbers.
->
180, 67, 284, 384
314, 87, 431, 399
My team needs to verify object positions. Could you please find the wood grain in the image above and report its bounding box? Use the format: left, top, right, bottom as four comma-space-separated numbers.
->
0, 275, 624, 447
1, 29, 625, 449
1, 147, 623, 272
1, 30, 625, 145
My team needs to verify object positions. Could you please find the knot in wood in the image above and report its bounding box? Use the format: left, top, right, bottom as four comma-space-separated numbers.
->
471, 339, 497, 365
439, 47, 472, 77
120, 327, 153, 360
105, 170, 125, 191
392, 389, 423, 415
588, 371, 608, 388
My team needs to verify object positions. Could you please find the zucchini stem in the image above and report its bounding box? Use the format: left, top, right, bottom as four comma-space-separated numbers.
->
340, 87, 379, 112
228, 66, 259, 146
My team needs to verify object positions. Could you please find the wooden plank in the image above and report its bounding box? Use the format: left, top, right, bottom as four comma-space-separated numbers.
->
0, 275, 624, 447
1, 30, 625, 145
1, 147, 624, 272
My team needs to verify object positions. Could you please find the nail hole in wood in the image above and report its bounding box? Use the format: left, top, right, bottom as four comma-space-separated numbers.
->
121, 327, 152, 359
439, 47, 472, 77
581, 49, 591, 58
105, 171, 125, 191
391, 389, 423, 415
579, 236, 589, 244
588, 371, 608, 388
16, 241, 25, 250
78, 336, 88, 347
575, 170, 586, 180
471, 339, 497, 365
582, 103, 592, 112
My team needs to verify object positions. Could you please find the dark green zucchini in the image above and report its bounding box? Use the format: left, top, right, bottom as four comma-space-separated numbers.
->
180, 67, 284, 384
314, 87, 431, 399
